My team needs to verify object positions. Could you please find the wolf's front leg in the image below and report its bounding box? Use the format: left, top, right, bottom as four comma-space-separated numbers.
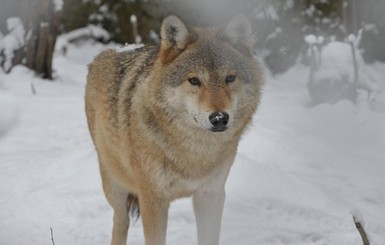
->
193, 161, 233, 245
139, 190, 170, 245
193, 187, 226, 245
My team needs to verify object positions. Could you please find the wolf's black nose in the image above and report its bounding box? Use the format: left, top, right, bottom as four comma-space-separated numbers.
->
209, 112, 229, 132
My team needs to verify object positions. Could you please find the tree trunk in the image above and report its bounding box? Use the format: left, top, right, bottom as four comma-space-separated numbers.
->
35, 23, 49, 75
351, 0, 358, 34
0, 0, 61, 79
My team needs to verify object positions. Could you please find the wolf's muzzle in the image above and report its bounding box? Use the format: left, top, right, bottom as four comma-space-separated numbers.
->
209, 112, 229, 132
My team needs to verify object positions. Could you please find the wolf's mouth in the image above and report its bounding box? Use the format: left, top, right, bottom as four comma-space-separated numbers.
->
209, 126, 228, 132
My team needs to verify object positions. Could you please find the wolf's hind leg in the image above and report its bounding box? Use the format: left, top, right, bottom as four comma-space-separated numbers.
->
101, 173, 130, 245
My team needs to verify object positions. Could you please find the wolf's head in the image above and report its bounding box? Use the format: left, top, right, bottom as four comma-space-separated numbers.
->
154, 15, 263, 134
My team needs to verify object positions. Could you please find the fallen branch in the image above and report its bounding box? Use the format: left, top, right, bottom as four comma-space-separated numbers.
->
31, 81, 36, 95
353, 216, 370, 245
50, 227, 56, 245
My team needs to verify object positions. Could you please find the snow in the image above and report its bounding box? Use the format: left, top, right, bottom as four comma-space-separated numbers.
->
347, 33, 357, 43
305, 34, 317, 45
0, 85, 19, 137
53, 0, 64, 12
55, 25, 110, 53
0, 40, 385, 245
320, 41, 358, 76
266, 27, 283, 42
0, 17, 25, 71
130, 15, 137, 24
323, 41, 378, 91
307, 39, 380, 104
99, 4, 108, 13
317, 35, 324, 44
116, 43, 144, 53
256, 5, 280, 21
284, 0, 295, 11
149, 30, 160, 44
305, 5, 316, 17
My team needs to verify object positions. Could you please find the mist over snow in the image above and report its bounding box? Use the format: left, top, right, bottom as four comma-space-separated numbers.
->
1, 38, 385, 244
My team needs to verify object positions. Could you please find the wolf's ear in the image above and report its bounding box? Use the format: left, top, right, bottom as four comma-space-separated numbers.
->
160, 15, 196, 64
218, 14, 253, 56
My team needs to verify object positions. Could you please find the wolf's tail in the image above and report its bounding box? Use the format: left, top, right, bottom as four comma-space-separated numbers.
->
127, 194, 140, 222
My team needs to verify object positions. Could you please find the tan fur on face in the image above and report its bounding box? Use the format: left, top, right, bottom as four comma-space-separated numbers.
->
175, 69, 236, 131
85, 15, 263, 245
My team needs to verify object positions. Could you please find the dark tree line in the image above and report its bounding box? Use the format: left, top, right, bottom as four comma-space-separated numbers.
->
61, 0, 383, 74
1, 0, 384, 78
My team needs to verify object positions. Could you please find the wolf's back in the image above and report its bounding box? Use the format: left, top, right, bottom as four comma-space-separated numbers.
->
85, 46, 158, 132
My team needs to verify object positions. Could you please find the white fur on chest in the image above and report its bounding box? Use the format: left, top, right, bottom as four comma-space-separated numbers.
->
151, 160, 232, 199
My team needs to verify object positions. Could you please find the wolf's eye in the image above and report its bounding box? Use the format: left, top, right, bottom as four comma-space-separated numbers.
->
225, 75, 236, 83
188, 77, 201, 86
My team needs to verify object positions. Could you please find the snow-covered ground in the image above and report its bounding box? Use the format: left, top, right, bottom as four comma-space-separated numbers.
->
0, 41, 384, 245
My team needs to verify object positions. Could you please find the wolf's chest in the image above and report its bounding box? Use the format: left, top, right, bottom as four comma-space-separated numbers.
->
152, 161, 217, 199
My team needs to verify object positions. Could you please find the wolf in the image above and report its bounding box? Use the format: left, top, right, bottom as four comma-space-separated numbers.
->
85, 14, 263, 245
